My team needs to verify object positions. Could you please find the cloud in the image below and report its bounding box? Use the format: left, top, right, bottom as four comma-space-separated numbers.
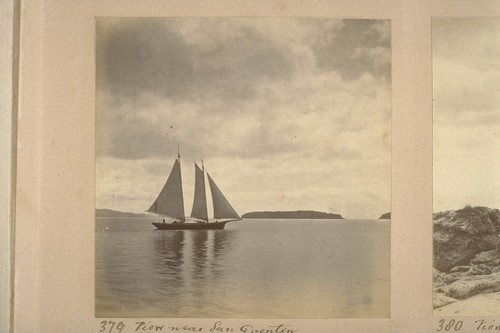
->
96, 18, 391, 161
433, 18, 500, 69
96, 18, 391, 218
97, 152, 391, 219
433, 57, 500, 124
96, 68, 390, 161
433, 19, 500, 129
433, 18, 500, 211
312, 19, 391, 82
97, 18, 295, 105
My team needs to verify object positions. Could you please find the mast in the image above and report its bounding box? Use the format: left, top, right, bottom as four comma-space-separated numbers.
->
207, 172, 240, 220
190, 162, 209, 222
147, 154, 185, 221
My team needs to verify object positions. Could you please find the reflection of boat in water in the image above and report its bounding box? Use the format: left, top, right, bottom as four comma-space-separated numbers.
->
148, 150, 241, 230
151, 229, 235, 301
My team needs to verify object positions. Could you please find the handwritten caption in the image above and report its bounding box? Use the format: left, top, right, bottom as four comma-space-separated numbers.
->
436, 318, 500, 332
99, 320, 297, 333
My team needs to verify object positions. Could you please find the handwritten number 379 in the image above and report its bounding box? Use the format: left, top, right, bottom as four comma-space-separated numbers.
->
100, 321, 125, 333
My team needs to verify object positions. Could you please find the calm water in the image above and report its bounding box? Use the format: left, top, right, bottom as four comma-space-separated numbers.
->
96, 218, 390, 318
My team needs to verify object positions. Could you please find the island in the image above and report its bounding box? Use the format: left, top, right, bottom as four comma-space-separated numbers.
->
241, 210, 343, 219
96, 208, 345, 220
378, 212, 391, 219
95, 208, 150, 218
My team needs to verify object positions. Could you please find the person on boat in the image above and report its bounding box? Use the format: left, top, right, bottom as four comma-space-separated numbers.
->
162, 218, 165, 223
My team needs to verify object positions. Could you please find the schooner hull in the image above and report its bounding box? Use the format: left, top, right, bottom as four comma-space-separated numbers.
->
152, 221, 231, 230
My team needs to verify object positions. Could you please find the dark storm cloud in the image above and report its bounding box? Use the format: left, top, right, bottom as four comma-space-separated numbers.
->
312, 20, 391, 82
97, 18, 294, 104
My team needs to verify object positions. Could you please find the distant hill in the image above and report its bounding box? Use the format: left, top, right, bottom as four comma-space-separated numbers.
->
96, 208, 150, 218
242, 210, 343, 219
97, 208, 344, 220
379, 212, 391, 219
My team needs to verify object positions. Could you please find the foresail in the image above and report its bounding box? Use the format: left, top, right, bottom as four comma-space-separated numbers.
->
148, 158, 185, 220
207, 172, 240, 220
190, 163, 209, 221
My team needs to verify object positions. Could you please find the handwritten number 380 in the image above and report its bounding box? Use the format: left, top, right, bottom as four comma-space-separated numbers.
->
437, 319, 463, 331
100, 321, 125, 333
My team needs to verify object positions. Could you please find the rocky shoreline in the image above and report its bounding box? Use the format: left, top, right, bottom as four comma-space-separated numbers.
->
433, 206, 500, 310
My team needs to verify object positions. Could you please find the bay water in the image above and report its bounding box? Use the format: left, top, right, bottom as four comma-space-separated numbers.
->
96, 218, 390, 318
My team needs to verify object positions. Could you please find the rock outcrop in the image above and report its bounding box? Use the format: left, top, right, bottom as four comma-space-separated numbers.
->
441, 273, 500, 300
433, 206, 500, 309
433, 293, 458, 308
433, 206, 500, 272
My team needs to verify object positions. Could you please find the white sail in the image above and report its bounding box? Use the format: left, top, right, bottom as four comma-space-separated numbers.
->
190, 163, 209, 221
148, 157, 185, 220
207, 172, 240, 220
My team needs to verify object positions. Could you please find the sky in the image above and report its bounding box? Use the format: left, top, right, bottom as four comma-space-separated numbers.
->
433, 18, 500, 212
95, 18, 391, 219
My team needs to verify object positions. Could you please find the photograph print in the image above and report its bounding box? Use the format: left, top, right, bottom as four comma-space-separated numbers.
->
95, 17, 391, 318
433, 18, 500, 316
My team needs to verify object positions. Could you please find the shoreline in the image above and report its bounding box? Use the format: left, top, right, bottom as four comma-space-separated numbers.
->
434, 291, 500, 316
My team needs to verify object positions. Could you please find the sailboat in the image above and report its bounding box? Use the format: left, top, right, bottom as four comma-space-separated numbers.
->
149, 152, 241, 230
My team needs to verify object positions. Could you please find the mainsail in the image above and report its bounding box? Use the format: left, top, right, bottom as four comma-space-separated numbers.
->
148, 157, 185, 220
190, 163, 209, 221
207, 173, 240, 220
148, 151, 240, 229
